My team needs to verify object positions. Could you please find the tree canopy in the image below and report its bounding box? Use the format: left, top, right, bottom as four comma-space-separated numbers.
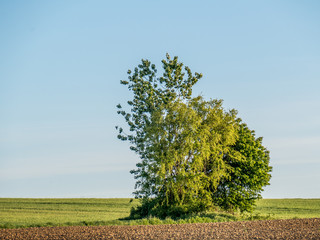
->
116, 54, 272, 218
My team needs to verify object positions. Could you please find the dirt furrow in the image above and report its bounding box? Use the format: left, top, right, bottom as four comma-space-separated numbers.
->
1, 218, 319, 240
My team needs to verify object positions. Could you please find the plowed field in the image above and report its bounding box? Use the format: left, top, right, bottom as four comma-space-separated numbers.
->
1, 218, 319, 239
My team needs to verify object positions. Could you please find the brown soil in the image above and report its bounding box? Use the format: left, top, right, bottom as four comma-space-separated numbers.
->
1, 218, 320, 240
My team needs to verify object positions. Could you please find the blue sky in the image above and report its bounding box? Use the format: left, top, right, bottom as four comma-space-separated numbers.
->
1, 0, 319, 198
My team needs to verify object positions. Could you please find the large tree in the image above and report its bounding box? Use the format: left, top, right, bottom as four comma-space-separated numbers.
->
116, 54, 272, 218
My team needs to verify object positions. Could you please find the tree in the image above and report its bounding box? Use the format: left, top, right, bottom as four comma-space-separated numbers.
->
116, 54, 272, 218
212, 121, 272, 212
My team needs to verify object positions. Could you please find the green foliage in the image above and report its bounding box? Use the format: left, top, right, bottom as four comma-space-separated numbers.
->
212, 122, 272, 212
126, 97, 239, 218
117, 54, 272, 218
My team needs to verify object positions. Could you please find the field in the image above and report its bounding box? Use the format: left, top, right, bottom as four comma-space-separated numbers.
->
0, 198, 139, 228
1, 198, 320, 229
254, 198, 320, 219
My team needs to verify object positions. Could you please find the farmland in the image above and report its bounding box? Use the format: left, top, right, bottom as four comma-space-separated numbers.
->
1, 198, 320, 229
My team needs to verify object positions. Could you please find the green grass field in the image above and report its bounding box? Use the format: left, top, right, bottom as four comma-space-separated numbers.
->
254, 199, 320, 219
0, 198, 139, 228
1, 198, 319, 228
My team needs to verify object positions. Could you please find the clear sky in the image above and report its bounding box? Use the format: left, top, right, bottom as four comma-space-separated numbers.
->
1, 0, 319, 198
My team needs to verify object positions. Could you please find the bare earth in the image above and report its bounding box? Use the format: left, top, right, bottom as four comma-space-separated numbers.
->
1, 218, 320, 240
